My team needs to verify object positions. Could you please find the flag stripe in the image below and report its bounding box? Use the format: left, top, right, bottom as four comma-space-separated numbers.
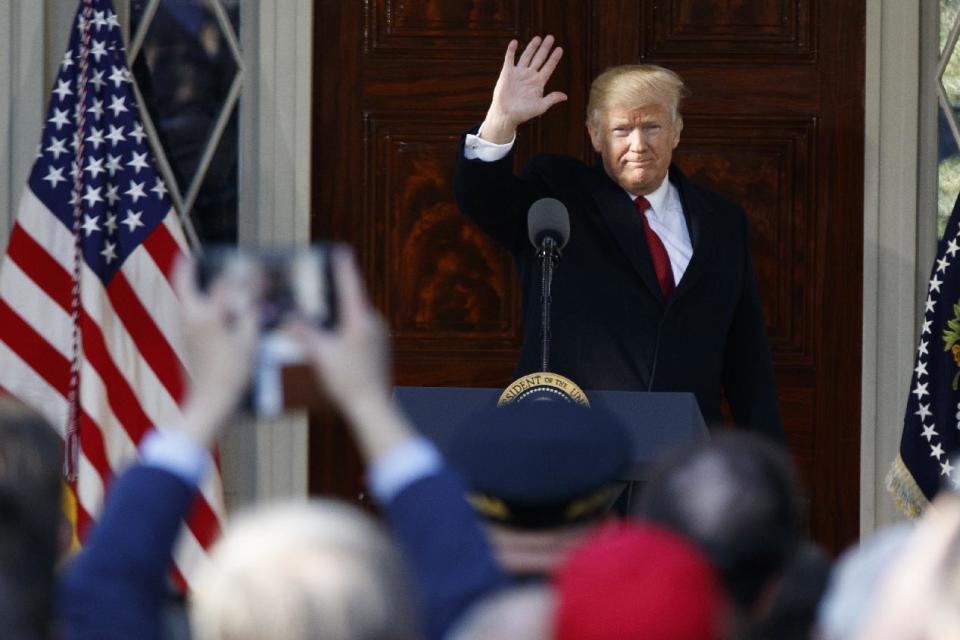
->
172, 510, 212, 586
143, 214, 184, 280
15, 189, 74, 273
0, 299, 71, 396
169, 567, 187, 596
0, 256, 73, 358
78, 351, 225, 530
75, 295, 225, 528
77, 310, 221, 549
0, 339, 69, 435
77, 366, 220, 568
105, 269, 185, 402
120, 243, 189, 377
5, 223, 74, 312
79, 408, 114, 488
185, 484, 221, 549
162, 212, 190, 257
79, 263, 182, 431
78, 309, 152, 444
79, 358, 137, 473
75, 453, 106, 523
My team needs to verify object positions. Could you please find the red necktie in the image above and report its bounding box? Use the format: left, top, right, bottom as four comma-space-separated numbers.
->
635, 196, 675, 300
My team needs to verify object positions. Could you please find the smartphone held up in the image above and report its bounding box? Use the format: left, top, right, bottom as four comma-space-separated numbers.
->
196, 243, 341, 416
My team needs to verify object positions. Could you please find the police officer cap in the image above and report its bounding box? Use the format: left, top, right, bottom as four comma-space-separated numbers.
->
445, 401, 631, 529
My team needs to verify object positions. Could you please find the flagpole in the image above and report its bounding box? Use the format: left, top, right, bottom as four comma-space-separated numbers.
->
64, 0, 96, 482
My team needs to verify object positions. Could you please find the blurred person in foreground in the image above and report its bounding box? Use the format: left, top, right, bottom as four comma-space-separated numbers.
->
446, 519, 734, 640
832, 493, 960, 640
446, 584, 555, 640
290, 248, 736, 637
441, 400, 631, 579
0, 398, 62, 640
814, 521, 913, 640
552, 520, 732, 640
639, 431, 805, 637
289, 250, 509, 639
744, 542, 832, 640
60, 250, 506, 640
60, 256, 422, 640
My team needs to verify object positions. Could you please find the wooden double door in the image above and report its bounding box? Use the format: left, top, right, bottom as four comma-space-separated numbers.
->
310, 0, 865, 552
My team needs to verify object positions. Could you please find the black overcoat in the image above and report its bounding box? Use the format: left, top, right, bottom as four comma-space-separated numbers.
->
455, 136, 783, 439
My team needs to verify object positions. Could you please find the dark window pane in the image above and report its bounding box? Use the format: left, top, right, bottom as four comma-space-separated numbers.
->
130, 0, 241, 244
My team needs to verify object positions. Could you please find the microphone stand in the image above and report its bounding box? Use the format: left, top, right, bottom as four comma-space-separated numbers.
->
538, 236, 560, 371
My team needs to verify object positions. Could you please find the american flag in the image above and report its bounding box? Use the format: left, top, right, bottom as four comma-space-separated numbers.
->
889, 191, 960, 517
0, 0, 222, 588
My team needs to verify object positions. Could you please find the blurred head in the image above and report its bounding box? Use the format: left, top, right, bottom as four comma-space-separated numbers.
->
448, 585, 555, 640
0, 398, 63, 640
743, 542, 832, 640
191, 499, 418, 640
815, 523, 912, 640
639, 432, 802, 614
839, 494, 960, 640
586, 65, 687, 195
553, 521, 731, 640
483, 521, 597, 577
445, 401, 631, 576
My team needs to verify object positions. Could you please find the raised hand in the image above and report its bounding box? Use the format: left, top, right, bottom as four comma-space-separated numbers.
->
480, 35, 567, 144
286, 249, 413, 461
174, 254, 260, 446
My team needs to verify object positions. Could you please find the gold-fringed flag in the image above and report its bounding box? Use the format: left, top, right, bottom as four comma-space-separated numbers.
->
888, 193, 960, 516
0, 0, 223, 588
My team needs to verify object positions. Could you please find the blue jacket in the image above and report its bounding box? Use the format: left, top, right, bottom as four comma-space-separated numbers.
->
60, 463, 505, 640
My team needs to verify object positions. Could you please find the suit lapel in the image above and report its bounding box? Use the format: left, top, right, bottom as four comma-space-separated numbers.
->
589, 169, 664, 302
671, 166, 719, 301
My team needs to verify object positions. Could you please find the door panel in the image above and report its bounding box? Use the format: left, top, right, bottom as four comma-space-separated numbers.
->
311, 0, 864, 551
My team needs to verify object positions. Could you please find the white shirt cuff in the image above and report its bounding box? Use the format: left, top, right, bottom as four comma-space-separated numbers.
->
464, 132, 515, 162
369, 437, 443, 503
139, 429, 212, 487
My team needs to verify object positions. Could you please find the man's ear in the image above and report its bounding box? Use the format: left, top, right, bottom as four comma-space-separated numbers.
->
671, 117, 683, 149
586, 124, 601, 152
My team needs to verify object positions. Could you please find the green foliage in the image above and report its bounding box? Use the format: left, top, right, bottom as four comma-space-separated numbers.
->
945, 301, 960, 350
940, 1, 960, 239
940, 155, 960, 239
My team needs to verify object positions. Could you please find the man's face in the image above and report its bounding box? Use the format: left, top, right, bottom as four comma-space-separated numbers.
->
588, 103, 680, 196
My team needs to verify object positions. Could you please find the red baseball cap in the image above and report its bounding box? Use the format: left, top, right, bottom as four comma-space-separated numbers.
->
553, 521, 731, 640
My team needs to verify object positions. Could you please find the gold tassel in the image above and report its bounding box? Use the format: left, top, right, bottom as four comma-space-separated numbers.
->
885, 454, 928, 519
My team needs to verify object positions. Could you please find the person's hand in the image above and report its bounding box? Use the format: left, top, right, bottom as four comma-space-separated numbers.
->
174, 254, 259, 447
479, 35, 567, 144
287, 248, 413, 461
289, 248, 391, 410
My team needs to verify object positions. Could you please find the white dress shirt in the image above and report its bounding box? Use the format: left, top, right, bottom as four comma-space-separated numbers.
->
631, 177, 693, 285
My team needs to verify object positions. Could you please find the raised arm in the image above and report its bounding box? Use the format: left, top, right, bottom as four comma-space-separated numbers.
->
289, 249, 507, 640
287, 249, 407, 460
60, 258, 259, 640
479, 35, 567, 144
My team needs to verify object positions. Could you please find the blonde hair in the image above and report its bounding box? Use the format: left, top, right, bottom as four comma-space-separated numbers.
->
586, 64, 689, 131
190, 499, 418, 640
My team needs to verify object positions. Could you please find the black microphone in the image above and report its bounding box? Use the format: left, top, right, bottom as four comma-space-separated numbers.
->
527, 198, 569, 372
527, 197, 570, 252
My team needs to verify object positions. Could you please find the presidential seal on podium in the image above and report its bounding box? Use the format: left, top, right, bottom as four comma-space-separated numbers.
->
498, 372, 590, 406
